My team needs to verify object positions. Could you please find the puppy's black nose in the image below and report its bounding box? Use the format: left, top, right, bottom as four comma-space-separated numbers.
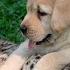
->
20, 25, 27, 34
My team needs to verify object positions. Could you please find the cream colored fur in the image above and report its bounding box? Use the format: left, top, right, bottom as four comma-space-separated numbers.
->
1, 0, 70, 70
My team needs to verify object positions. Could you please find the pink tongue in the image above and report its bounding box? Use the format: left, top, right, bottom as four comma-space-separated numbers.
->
28, 41, 36, 49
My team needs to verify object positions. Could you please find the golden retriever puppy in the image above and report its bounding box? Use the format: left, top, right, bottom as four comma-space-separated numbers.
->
20, 0, 70, 70
1, 0, 70, 70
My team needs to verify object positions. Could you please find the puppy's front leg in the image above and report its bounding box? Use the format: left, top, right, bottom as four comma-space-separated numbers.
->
33, 48, 70, 70
0, 39, 32, 70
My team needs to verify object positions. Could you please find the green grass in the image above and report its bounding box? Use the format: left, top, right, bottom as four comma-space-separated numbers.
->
0, 0, 27, 44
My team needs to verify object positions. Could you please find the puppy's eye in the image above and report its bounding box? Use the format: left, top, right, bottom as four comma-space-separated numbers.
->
37, 10, 48, 16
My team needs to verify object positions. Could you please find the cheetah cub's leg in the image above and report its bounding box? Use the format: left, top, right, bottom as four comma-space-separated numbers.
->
0, 54, 8, 67
0, 39, 32, 70
33, 48, 70, 70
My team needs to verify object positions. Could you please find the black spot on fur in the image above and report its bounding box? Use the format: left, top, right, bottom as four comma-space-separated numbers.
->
35, 56, 41, 59
30, 64, 34, 69
62, 63, 70, 70
26, 61, 30, 65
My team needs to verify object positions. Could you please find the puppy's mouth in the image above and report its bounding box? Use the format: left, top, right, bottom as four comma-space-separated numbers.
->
28, 34, 52, 49
36, 34, 52, 45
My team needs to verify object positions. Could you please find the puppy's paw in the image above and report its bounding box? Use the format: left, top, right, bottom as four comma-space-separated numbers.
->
33, 53, 63, 70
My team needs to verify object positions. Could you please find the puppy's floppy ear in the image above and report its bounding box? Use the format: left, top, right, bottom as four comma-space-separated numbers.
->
51, 12, 68, 33
51, 0, 70, 33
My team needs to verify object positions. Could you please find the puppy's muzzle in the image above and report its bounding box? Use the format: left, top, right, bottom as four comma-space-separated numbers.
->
20, 14, 47, 42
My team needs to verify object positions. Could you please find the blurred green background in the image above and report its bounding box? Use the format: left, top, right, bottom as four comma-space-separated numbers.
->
0, 0, 27, 44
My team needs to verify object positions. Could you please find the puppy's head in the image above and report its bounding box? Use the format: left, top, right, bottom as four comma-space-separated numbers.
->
20, 0, 70, 46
